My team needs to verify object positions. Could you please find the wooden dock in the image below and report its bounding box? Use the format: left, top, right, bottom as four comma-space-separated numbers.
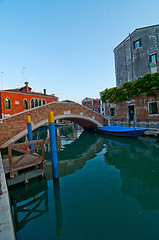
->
2, 140, 46, 186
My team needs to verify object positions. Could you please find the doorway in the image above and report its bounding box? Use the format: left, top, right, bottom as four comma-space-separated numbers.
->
128, 105, 135, 121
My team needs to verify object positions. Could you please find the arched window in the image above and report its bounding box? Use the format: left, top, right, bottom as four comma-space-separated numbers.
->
42, 99, 46, 105
23, 99, 29, 110
39, 99, 42, 106
35, 99, 38, 107
4, 97, 11, 109
31, 99, 34, 108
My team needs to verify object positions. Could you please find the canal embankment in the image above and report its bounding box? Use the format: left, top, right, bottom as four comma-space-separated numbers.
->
143, 128, 159, 137
0, 151, 16, 240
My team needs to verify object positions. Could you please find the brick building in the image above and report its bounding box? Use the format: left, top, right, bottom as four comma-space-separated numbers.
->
81, 97, 101, 113
105, 92, 159, 126
114, 24, 159, 88
0, 82, 58, 119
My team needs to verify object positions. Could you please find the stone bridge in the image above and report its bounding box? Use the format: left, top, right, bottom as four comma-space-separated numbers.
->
0, 100, 108, 149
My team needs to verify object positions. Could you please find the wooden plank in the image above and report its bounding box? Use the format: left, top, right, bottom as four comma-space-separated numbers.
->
3, 140, 46, 180
9, 140, 44, 148
7, 169, 46, 187
3, 155, 45, 174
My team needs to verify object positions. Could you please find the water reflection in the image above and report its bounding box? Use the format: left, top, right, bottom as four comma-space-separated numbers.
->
46, 130, 105, 179
32, 125, 105, 178
10, 177, 63, 237
16, 125, 159, 212
9, 178, 48, 231
102, 135, 159, 210
10, 125, 159, 239
53, 179, 63, 236
32, 125, 159, 211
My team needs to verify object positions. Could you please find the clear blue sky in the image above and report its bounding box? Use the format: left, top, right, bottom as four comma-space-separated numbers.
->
0, 0, 159, 103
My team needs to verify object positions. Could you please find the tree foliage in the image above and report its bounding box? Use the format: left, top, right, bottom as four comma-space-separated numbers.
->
101, 73, 159, 103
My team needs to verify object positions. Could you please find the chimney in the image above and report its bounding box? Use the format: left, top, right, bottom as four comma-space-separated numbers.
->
44, 89, 46, 95
25, 82, 29, 93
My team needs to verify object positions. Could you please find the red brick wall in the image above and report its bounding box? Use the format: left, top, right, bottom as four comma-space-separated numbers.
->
105, 93, 159, 121
0, 101, 108, 148
0, 91, 58, 118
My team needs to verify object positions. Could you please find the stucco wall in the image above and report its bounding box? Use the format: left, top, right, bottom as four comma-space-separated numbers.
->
114, 25, 159, 88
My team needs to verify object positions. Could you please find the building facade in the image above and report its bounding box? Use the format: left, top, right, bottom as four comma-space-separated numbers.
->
81, 97, 101, 113
0, 82, 58, 119
114, 24, 159, 88
105, 92, 159, 126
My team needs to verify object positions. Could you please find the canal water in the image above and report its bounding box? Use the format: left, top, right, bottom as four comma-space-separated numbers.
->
9, 125, 159, 240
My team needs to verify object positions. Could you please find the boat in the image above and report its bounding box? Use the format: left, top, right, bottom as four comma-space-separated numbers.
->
98, 126, 148, 137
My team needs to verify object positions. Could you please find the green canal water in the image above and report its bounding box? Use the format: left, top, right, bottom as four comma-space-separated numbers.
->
9, 125, 159, 240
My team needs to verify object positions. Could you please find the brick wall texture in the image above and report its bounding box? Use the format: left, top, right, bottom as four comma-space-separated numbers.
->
0, 101, 108, 148
105, 92, 159, 122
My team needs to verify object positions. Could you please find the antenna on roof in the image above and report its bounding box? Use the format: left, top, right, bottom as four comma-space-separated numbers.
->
1, 72, 3, 90
23, 67, 26, 82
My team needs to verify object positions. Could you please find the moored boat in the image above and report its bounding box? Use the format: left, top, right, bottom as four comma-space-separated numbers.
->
98, 126, 148, 137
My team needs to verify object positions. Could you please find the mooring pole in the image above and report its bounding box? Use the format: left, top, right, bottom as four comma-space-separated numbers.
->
48, 112, 59, 179
53, 179, 63, 236
133, 112, 136, 129
27, 115, 34, 151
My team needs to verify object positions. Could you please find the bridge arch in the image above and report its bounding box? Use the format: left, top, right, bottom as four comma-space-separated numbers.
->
0, 101, 108, 148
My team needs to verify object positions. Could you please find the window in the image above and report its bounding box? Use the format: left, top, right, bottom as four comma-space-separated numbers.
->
4, 98, 11, 109
98, 107, 100, 113
23, 99, 29, 110
35, 99, 38, 107
88, 102, 90, 105
149, 102, 158, 115
31, 99, 34, 108
39, 99, 42, 106
42, 99, 46, 105
133, 38, 141, 49
110, 108, 115, 116
149, 54, 157, 66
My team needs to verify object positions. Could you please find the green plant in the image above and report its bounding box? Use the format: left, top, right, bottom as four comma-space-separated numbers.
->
101, 73, 159, 103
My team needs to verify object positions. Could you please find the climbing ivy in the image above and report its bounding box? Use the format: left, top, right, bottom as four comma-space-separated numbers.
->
101, 73, 159, 103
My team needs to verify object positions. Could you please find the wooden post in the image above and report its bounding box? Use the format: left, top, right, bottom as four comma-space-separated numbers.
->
8, 146, 14, 178
41, 168, 44, 177
24, 173, 28, 184
41, 141, 45, 168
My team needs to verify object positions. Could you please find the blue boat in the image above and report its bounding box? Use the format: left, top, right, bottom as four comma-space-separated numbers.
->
98, 126, 148, 137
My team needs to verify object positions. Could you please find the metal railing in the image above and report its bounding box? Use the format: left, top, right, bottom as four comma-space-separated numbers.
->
110, 119, 159, 129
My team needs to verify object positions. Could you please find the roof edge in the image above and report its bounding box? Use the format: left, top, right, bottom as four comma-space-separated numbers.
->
114, 24, 159, 52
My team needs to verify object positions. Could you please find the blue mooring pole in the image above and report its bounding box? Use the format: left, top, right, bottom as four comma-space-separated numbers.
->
48, 112, 59, 179
27, 115, 34, 151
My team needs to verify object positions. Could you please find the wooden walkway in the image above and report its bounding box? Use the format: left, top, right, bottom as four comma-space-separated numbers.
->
2, 140, 46, 186
3, 153, 43, 174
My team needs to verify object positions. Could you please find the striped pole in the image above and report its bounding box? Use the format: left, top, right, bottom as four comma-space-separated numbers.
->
27, 116, 33, 151
48, 112, 59, 179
